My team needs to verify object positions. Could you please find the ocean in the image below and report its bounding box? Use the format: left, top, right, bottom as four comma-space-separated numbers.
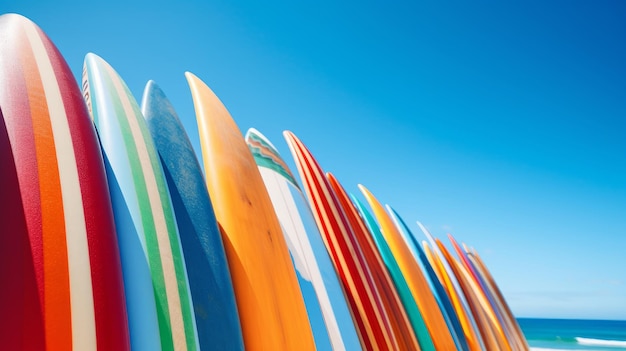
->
519, 318, 626, 350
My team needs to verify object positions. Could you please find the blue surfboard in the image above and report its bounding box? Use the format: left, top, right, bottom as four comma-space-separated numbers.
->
141, 80, 244, 351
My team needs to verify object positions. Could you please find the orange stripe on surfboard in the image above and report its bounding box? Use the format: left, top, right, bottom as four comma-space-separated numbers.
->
18, 23, 73, 350
26, 20, 98, 351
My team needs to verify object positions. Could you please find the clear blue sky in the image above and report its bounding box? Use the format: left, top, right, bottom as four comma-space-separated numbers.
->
6, 0, 625, 320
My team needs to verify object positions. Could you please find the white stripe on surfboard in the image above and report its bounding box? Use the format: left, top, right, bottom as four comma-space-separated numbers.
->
104, 63, 188, 351
24, 21, 96, 350
259, 167, 347, 350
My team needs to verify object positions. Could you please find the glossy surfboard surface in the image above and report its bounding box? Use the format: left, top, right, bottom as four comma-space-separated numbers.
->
84, 54, 198, 351
284, 131, 398, 351
186, 72, 315, 350
420, 238, 484, 351
453, 239, 526, 350
142, 81, 244, 351
388, 207, 469, 351
245, 128, 360, 351
436, 239, 507, 350
358, 185, 458, 350
352, 196, 436, 351
466, 251, 528, 350
326, 173, 420, 351
0, 14, 129, 350
447, 235, 512, 350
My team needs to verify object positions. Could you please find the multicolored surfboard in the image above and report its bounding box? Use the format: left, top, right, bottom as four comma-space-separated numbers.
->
419, 228, 484, 351
142, 81, 244, 351
83, 54, 198, 351
186, 72, 315, 350
245, 128, 360, 351
435, 238, 507, 350
358, 185, 458, 350
326, 173, 420, 351
387, 207, 470, 351
284, 131, 398, 351
465, 249, 528, 350
450, 235, 529, 350
351, 196, 437, 351
0, 14, 129, 350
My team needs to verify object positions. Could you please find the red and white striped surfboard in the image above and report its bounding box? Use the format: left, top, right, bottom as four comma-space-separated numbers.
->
326, 172, 421, 350
0, 14, 129, 350
284, 131, 398, 351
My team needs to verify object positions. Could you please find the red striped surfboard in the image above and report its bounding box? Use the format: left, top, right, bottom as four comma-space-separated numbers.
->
0, 14, 129, 350
326, 172, 421, 350
284, 131, 398, 351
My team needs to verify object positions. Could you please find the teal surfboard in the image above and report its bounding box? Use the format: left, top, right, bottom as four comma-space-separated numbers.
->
83, 53, 198, 351
142, 81, 244, 351
246, 128, 361, 351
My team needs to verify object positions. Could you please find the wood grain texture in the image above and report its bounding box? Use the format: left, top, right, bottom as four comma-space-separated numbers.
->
186, 73, 315, 351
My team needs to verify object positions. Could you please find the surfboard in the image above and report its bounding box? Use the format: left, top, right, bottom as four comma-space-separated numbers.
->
358, 184, 458, 350
83, 53, 198, 351
387, 207, 470, 351
351, 196, 437, 351
142, 80, 244, 351
466, 250, 529, 350
417, 224, 482, 347
326, 173, 420, 351
420, 238, 484, 351
435, 238, 507, 350
245, 128, 360, 351
447, 235, 512, 350
284, 131, 398, 351
185, 72, 315, 351
0, 14, 129, 350
453, 239, 526, 351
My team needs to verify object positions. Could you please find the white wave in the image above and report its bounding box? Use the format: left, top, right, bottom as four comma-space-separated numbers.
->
576, 337, 626, 347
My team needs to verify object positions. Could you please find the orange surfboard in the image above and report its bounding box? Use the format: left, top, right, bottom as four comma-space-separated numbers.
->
185, 73, 314, 350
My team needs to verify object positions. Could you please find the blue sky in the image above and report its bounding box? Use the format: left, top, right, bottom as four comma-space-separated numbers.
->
6, 0, 625, 319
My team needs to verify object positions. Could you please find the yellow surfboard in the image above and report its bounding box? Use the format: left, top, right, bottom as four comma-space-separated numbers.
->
185, 72, 315, 350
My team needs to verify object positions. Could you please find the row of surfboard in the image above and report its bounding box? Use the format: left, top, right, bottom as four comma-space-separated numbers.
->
0, 13, 529, 350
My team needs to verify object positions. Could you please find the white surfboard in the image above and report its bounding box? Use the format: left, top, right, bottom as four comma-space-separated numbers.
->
245, 128, 361, 351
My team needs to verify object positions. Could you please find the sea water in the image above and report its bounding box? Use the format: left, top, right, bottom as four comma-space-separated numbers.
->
519, 318, 626, 350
